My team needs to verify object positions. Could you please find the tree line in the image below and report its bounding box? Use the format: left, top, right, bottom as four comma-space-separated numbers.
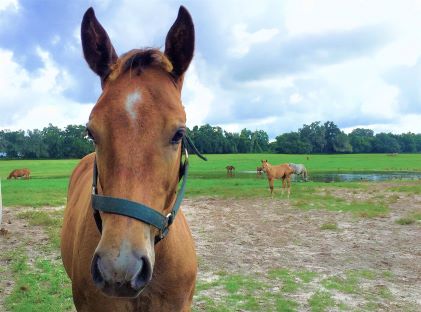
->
0, 121, 420, 159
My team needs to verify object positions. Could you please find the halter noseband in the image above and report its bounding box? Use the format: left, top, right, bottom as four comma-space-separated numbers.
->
91, 136, 206, 244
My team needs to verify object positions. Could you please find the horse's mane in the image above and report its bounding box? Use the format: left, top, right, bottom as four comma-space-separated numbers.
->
108, 49, 173, 81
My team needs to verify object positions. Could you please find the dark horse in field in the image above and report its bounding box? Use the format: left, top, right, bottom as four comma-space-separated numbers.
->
226, 165, 235, 177
7, 168, 31, 179
261, 160, 294, 198
61, 6, 197, 311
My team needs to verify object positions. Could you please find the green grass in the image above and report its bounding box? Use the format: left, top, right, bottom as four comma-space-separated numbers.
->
5, 258, 73, 312
308, 291, 335, 312
396, 210, 421, 225
188, 153, 421, 174
320, 222, 339, 230
194, 270, 306, 311
1, 241, 73, 312
0, 155, 418, 310
1, 154, 420, 206
291, 186, 389, 217
389, 184, 421, 195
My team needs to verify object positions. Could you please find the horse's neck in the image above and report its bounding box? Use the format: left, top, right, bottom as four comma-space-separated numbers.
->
266, 164, 275, 177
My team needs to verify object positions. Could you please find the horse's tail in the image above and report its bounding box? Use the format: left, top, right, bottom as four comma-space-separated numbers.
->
7, 172, 12, 179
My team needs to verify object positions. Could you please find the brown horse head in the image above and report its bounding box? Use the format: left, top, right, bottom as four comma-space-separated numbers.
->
261, 160, 269, 172
82, 6, 194, 298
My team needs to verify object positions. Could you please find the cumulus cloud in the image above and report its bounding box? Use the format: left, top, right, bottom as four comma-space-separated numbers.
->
1, 0, 421, 138
0, 48, 93, 130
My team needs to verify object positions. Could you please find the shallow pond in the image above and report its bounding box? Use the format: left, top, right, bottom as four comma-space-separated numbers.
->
241, 171, 421, 182
308, 171, 421, 182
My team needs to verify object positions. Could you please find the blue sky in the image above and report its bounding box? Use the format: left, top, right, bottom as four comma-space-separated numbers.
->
1, 0, 421, 138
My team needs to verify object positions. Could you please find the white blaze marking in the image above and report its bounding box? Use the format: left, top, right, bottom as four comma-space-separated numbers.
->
125, 90, 141, 120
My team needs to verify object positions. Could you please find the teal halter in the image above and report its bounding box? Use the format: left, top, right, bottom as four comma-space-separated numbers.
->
91, 136, 206, 244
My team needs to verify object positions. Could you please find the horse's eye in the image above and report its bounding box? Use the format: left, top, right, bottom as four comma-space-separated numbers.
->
85, 128, 96, 143
171, 128, 185, 144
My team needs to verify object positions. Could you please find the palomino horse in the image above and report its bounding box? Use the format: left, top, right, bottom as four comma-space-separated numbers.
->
261, 160, 294, 198
288, 163, 308, 181
61, 6, 201, 311
7, 168, 30, 179
226, 165, 235, 177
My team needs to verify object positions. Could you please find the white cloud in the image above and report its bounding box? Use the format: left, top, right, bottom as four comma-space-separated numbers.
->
183, 59, 213, 128
0, 48, 93, 130
0, 0, 19, 12
343, 114, 421, 134
3, 0, 421, 137
228, 24, 279, 57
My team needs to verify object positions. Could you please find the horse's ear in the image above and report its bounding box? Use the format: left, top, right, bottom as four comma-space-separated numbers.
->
81, 7, 118, 81
164, 6, 195, 79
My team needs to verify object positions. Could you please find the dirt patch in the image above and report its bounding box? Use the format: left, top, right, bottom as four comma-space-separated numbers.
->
1, 184, 420, 311
0, 207, 62, 311
183, 186, 421, 310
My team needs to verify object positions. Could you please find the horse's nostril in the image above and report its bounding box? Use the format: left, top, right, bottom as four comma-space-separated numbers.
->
131, 256, 152, 290
91, 254, 105, 288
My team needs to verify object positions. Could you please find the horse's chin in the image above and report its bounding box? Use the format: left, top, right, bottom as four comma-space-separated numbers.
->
99, 281, 148, 298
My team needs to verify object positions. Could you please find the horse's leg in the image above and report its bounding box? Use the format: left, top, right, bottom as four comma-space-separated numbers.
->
281, 177, 286, 196
287, 176, 291, 198
268, 178, 274, 197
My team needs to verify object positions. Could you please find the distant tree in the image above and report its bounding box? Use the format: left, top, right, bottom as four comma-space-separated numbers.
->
3, 130, 25, 158
373, 133, 400, 153
42, 124, 64, 158
332, 132, 352, 153
250, 130, 269, 153
23, 129, 49, 158
274, 132, 312, 154
349, 128, 374, 153
238, 129, 252, 153
62, 125, 94, 158
299, 121, 326, 153
324, 121, 342, 153
396, 132, 417, 153
224, 131, 241, 153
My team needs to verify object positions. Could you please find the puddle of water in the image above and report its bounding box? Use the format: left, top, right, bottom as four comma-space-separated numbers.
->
239, 171, 421, 182
309, 172, 421, 182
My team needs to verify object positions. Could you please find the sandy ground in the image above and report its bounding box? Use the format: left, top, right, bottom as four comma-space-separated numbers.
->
1, 183, 420, 311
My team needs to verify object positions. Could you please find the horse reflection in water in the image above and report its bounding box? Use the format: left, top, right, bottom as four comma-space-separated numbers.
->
61, 6, 198, 311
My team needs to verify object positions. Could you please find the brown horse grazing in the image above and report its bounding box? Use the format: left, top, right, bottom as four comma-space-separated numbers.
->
61, 6, 197, 311
7, 168, 30, 179
256, 166, 263, 176
226, 165, 235, 177
261, 160, 294, 198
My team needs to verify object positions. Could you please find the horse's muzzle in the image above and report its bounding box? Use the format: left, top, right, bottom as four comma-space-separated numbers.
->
91, 251, 153, 298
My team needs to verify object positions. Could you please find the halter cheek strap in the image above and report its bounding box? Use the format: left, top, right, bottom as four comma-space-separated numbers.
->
91, 136, 206, 244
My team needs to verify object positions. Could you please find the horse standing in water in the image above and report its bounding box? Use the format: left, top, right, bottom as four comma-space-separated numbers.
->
61, 6, 199, 311
288, 163, 308, 181
7, 168, 31, 179
261, 160, 294, 198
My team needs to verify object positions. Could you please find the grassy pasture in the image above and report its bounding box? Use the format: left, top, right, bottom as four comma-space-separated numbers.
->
1, 154, 420, 311
1, 153, 420, 206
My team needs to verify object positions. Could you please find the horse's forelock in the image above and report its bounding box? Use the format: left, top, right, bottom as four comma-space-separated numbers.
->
108, 49, 173, 81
